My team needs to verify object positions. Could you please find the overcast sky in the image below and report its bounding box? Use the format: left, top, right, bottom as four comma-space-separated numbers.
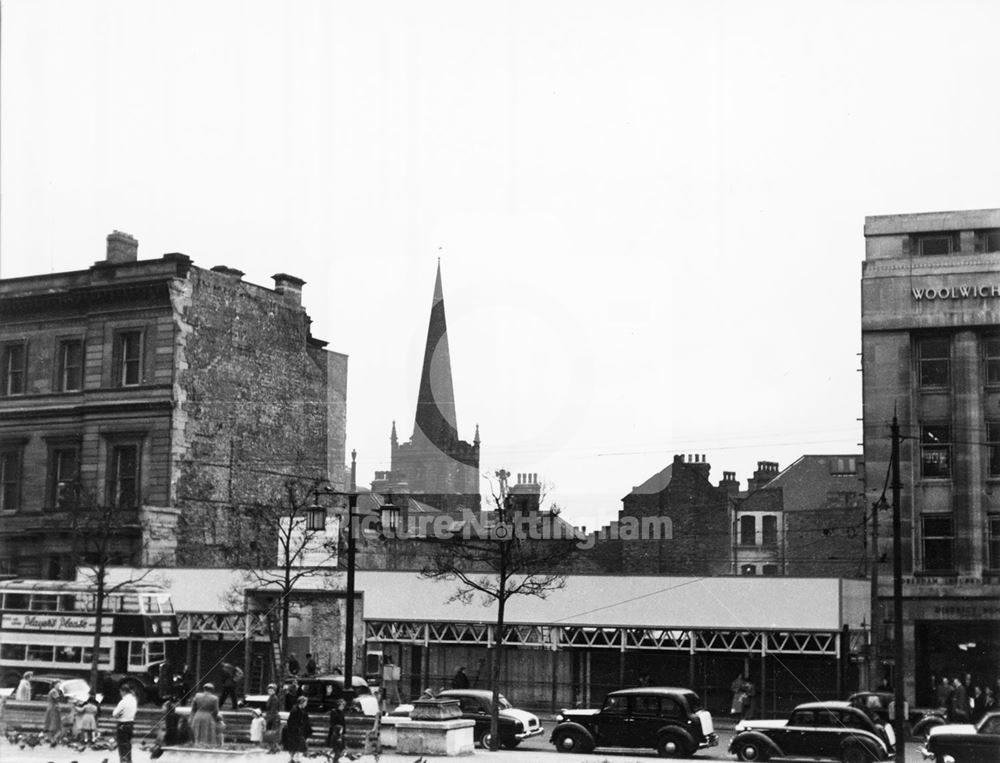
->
3, 1, 1000, 530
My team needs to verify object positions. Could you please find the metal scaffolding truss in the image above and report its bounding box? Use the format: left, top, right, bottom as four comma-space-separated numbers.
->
180, 611, 269, 638
366, 620, 844, 656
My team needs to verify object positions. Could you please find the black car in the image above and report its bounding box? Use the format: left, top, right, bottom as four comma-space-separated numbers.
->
428, 689, 543, 749
919, 711, 1000, 763
243, 674, 378, 715
847, 690, 944, 737
550, 686, 718, 757
730, 701, 895, 763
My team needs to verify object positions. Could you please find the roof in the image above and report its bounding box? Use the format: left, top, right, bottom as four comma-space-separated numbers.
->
608, 687, 696, 696
626, 464, 675, 497
794, 701, 853, 710
93, 567, 869, 631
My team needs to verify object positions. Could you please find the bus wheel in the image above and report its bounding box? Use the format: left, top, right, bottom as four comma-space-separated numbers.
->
120, 680, 146, 705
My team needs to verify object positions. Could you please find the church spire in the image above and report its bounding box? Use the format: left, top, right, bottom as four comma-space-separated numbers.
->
414, 262, 459, 449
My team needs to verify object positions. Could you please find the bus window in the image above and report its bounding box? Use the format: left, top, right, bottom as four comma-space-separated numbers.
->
3, 593, 28, 609
121, 595, 140, 614
158, 596, 174, 614
26, 644, 54, 662
1, 643, 26, 660
82, 646, 110, 665
29, 594, 59, 611
147, 641, 165, 663
129, 640, 146, 668
56, 646, 82, 663
60, 595, 77, 611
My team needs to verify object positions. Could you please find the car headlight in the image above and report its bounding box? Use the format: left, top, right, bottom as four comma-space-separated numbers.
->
555, 713, 565, 722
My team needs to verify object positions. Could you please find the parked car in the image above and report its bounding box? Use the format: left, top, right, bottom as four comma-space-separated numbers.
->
730, 701, 895, 763
7, 674, 103, 704
243, 674, 378, 716
919, 710, 1000, 763
391, 688, 542, 749
550, 686, 718, 757
847, 690, 944, 738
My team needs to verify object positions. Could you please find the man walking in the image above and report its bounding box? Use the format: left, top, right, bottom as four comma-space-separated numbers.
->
112, 684, 138, 763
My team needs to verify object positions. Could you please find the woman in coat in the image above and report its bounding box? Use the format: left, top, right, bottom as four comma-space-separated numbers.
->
189, 683, 221, 746
284, 695, 312, 761
43, 686, 64, 741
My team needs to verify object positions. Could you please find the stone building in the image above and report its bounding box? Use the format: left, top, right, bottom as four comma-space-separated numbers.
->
733, 455, 867, 578
374, 263, 480, 515
0, 231, 347, 576
861, 208, 1000, 704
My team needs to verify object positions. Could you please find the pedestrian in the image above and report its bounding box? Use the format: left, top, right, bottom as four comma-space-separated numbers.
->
160, 697, 182, 746
250, 708, 266, 746
730, 674, 747, 719
742, 677, 757, 719
262, 682, 281, 750
287, 652, 300, 676
326, 698, 346, 763
220, 662, 239, 710
282, 678, 300, 711
15, 671, 33, 701
971, 685, 985, 722
451, 666, 470, 689
112, 683, 138, 763
950, 676, 969, 722
936, 676, 953, 709
79, 694, 99, 745
305, 653, 318, 676
190, 682, 221, 746
284, 695, 313, 762
43, 685, 64, 743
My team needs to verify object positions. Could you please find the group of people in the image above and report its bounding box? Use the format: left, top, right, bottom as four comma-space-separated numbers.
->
730, 673, 757, 720
14, 671, 102, 747
285, 652, 319, 677
932, 674, 999, 723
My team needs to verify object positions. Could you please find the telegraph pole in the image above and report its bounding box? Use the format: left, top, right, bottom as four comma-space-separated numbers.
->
891, 416, 904, 763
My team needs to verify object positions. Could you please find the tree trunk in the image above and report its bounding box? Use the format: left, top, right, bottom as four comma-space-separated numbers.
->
489, 553, 507, 751
89, 566, 106, 694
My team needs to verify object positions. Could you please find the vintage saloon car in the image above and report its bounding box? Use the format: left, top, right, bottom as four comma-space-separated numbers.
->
730, 701, 895, 763
919, 711, 1000, 763
391, 689, 543, 749
551, 686, 718, 757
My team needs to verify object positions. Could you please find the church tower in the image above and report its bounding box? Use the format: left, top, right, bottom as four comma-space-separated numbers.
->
377, 263, 481, 514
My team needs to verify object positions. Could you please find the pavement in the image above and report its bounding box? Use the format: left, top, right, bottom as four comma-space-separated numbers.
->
0, 737, 932, 763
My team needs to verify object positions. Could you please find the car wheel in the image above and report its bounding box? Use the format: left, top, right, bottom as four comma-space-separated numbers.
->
477, 731, 494, 750
656, 732, 690, 758
735, 740, 769, 762
552, 729, 592, 754
842, 743, 873, 763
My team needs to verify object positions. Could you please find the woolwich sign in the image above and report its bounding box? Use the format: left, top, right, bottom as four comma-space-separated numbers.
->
912, 284, 1000, 300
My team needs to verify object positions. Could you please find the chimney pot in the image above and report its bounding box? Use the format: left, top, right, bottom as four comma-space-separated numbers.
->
106, 230, 138, 264
272, 273, 305, 306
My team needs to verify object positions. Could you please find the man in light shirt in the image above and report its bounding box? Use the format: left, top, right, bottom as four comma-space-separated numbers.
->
112, 684, 138, 763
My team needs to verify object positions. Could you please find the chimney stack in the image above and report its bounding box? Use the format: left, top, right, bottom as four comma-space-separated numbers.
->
272, 273, 305, 306
747, 461, 780, 491
718, 470, 741, 496
106, 231, 138, 264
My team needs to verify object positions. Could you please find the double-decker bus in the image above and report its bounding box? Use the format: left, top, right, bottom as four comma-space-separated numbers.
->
0, 578, 180, 704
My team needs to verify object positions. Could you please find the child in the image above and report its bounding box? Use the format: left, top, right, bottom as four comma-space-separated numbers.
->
79, 696, 100, 745
249, 708, 266, 746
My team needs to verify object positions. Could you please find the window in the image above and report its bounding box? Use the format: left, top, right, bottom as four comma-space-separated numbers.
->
108, 443, 140, 508
1, 342, 26, 395
975, 229, 1000, 253
916, 233, 958, 256
919, 337, 950, 388
762, 515, 778, 546
57, 339, 83, 391
921, 425, 951, 479
113, 330, 142, 386
762, 564, 779, 576
740, 515, 756, 545
989, 422, 1000, 478
49, 446, 79, 510
922, 515, 954, 572
740, 564, 756, 575
0, 447, 22, 512
989, 517, 1000, 570
986, 337, 1000, 387
830, 456, 857, 475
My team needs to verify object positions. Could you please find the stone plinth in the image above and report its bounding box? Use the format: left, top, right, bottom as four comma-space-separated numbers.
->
410, 697, 463, 721
394, 717, 476, 756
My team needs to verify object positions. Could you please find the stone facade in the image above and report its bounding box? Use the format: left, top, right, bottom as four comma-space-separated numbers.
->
861, 208, 1000, 704
0, 232, 346, 575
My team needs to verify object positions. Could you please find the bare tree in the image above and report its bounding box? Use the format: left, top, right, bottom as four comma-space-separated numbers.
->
69, 485, 157, 700
219, 477, 340, 683
420, 469, 577, 750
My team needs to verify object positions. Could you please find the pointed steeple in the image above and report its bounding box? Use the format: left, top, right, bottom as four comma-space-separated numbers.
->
414, 262, 459, 449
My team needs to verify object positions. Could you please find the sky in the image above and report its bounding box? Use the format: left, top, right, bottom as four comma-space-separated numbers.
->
3, 1, 1000, 531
